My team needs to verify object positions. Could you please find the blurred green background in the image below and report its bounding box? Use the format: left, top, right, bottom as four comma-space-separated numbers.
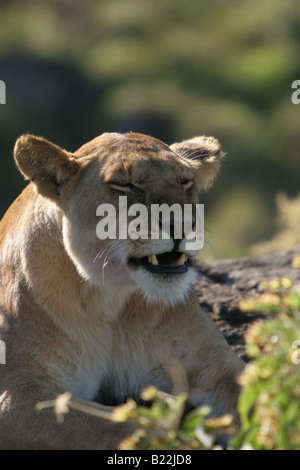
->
0, 0, 299, 260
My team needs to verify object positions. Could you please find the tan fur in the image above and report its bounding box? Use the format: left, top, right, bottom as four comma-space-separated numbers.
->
0, 132, 243, 449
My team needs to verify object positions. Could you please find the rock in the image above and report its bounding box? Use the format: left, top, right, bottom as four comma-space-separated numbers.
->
194, 247, 300, 361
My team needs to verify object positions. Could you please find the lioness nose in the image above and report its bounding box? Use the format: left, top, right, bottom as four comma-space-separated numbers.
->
158, 213, 190, 246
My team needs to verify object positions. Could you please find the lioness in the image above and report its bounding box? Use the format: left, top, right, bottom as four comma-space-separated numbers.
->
0, 132, 243, 449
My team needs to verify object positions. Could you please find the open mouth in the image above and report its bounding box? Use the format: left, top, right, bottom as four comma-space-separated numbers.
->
128, 251, 189, 274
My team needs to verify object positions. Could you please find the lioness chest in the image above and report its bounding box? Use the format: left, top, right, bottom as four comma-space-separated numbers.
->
63, 315, 172, 405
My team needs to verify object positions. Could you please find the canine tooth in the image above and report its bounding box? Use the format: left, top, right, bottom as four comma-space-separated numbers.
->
149, 254, 159, 265
176, 254, 188, 266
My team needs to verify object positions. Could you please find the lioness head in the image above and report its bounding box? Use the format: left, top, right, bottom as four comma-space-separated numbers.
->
14, 132, 224, 305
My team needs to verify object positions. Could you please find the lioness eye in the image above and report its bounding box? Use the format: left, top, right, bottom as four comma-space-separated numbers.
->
109, 182, 132, 192
181, 180, 193, 190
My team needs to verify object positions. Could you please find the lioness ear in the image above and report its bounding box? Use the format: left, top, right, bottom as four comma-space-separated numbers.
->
14, 134, 80, 201
170, 136, 225, 190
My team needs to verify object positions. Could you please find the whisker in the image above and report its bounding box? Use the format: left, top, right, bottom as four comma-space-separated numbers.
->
189, 152, 211, 161
100, 240, 132, 285
93, 249, 105, 264
180, 148, 200, 159
102, 254, 108, 285
102, 244, 125, 267
181, 148, 211, 160
93, 239, 120, 264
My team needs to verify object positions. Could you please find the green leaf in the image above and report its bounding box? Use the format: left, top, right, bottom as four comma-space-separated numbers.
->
180, 406, 211, 438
